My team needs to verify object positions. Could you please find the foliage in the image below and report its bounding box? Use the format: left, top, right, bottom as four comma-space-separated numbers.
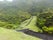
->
0, 8, 31, 29
0, 0, 53, 35
36, 9, 53, 34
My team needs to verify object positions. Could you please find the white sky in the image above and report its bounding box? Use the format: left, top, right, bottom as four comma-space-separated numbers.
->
7, 0, 13, 2
0, 0, 4, 1
0, 0, 13, 1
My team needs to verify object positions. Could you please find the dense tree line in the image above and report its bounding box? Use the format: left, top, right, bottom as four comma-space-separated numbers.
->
36, 9, 53, 34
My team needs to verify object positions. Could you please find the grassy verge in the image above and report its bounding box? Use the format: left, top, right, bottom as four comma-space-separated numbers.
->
0, 27, 42, 40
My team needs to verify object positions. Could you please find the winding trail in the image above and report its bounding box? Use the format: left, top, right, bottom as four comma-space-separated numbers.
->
19, 16, 42, 32
25, 16, 33, 26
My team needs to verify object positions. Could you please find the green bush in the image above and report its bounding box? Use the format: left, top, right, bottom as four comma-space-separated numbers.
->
36, 10, 53, 34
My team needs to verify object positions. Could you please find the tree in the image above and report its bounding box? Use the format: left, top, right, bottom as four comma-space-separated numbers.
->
36, 9, 53, 34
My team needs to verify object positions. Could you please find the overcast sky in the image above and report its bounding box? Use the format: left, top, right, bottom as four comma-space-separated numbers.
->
0, 0, 13, 1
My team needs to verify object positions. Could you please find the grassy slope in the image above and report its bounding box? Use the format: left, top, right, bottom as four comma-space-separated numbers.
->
0, 16, 42, 40
20, 16, 42, 32
0, 27, 42, 40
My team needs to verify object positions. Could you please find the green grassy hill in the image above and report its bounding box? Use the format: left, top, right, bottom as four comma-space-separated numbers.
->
0, 27, 42, 40
19, 16, 42, 32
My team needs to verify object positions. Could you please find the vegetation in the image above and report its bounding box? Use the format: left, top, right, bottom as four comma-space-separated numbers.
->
0, 0, 53, 40
36, 9, 53, 34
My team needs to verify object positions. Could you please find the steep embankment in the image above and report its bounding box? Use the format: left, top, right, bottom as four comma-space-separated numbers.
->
0, 27, 42, 40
